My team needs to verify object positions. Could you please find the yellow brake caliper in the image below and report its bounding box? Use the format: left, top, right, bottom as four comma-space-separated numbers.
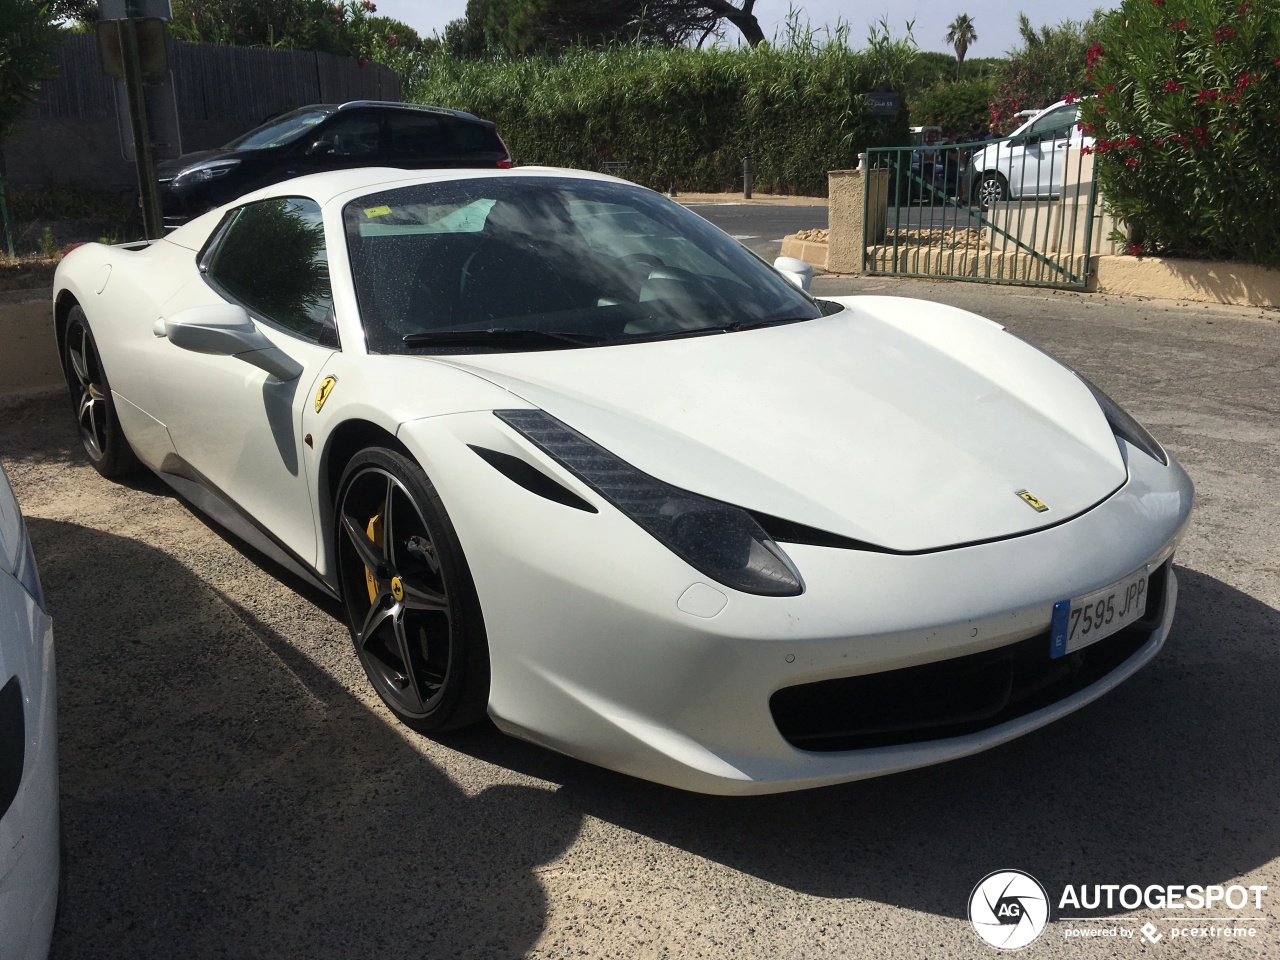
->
364, 513, 383, 603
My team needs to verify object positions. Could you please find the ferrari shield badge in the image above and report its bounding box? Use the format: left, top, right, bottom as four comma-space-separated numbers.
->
315, 375, 337, 413
1016, 489, 1049, 513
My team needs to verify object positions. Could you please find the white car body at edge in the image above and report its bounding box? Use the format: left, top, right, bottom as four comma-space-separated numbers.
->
52, 167, 1193, 794
0, 461, 58, 960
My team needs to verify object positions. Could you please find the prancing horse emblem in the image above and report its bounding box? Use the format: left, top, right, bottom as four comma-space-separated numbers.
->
1016, 489, 1049, 513
315, 375, 337, 413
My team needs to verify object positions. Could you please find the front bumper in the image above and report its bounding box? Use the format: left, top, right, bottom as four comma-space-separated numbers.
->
400, 411, 1194, 795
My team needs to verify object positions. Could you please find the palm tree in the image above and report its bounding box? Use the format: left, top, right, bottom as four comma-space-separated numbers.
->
945, 14, 978, 81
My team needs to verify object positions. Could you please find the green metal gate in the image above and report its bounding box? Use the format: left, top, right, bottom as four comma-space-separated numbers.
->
862, 128, 1099, 288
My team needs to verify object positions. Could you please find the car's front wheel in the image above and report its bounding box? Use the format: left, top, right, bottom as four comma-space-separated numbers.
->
973, 172, 1009, 210
334, 447, 490, 733
62, 306, 140, 478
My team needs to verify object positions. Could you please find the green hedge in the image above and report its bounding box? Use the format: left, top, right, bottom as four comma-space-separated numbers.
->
1083, 0, 1280, 266
409, 44, 909, 195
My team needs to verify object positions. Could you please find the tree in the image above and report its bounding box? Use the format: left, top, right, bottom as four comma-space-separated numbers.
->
988, 12, 1104, 131
443, 0, 767, 58
944, 14, 976, 81
0, 0, 57, 146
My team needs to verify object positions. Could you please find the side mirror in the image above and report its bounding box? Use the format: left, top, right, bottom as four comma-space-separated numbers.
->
773, 256, 813, 292
154, 303, 303, 381
306, 139, 335, 157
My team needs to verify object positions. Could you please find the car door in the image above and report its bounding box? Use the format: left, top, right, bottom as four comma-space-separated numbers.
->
152, 196, 339, 567
1017, 105, 1079, 198
295, 109, 385, 176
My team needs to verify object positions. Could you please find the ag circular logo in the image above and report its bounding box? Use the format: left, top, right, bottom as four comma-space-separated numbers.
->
968, 870, 1050, 950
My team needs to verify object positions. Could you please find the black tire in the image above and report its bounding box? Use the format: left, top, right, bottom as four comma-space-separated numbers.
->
973, 172, 1009, 210
334, 447, 490, 733
62, 306, 140, 478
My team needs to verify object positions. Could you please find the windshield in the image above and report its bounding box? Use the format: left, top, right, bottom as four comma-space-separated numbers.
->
344, 176, 822, 354
224, 107, 335, 152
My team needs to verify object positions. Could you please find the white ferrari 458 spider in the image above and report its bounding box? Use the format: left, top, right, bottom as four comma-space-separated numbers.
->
52, 167, 1192, 794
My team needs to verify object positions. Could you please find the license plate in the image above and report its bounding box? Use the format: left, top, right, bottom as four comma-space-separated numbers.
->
1050, 567, 1149, 659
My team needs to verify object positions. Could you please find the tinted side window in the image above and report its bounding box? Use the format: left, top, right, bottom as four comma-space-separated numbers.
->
322, 113, 382, 157
386, 113, 501, 160
206, 197, 335, 343
1030, 106, 1078, 139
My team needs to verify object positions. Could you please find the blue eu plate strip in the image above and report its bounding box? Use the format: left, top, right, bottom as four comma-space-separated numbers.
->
1050, 600, 1071, 659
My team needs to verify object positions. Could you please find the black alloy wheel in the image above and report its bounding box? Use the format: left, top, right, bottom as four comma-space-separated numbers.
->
334, 447, 490, 733
63, 306, 140, 478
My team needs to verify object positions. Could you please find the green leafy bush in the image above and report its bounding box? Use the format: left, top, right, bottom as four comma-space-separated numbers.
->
0, 0, 57, 145
1082, 0, 1280, 266
989, 13, 1104, 130
908, 76, 996, 134
409, 32, 911, 195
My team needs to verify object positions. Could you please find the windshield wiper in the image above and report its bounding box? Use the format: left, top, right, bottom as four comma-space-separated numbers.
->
719, 315, 816, 333
402, 328, 606, 349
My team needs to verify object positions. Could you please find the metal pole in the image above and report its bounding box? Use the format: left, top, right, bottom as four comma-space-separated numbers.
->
118, 17, 164, 239
743, 156, 753, 200
0, 180, 14, 258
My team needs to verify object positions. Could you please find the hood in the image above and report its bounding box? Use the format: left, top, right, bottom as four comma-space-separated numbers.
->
438, 297, 1127, 552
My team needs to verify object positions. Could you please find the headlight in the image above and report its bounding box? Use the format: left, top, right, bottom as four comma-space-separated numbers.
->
172, 158, 241, 187
1076, 374, 1168, 465
497, 409, 803, 596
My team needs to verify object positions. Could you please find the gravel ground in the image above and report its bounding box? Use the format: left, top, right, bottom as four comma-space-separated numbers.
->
2, 277, 1277, 959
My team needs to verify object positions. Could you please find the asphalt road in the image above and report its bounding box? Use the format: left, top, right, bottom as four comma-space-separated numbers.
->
3, 279, 1278, 959
685, 203, 827, 260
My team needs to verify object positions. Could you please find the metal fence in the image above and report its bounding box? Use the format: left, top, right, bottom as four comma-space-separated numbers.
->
862, 132, 1100, 289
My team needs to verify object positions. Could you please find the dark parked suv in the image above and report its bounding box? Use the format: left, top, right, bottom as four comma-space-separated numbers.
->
157, 100, 512, 227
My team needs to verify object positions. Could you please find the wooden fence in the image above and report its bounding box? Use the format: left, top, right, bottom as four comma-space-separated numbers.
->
4, 34, 401, 190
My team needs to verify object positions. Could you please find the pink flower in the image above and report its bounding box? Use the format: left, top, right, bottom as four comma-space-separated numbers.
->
1213, 25, 1236, 43
1129, 243, 1143, 257
388, 34, 398, 47
1086, 43, 1104, 67
1163, 80, 1182, 92
1065, 91, 1078, 104
1168, 18, 1186, 29
1125, 157, 1140, 169
1196, 88, 1219, 104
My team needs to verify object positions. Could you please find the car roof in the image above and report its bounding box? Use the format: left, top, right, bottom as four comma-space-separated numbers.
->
231, 166, 633, 209
330, 100, 488, 125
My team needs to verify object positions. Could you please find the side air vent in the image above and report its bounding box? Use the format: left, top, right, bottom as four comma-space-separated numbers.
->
0, 676, 24, 822
469, 445, 598, 513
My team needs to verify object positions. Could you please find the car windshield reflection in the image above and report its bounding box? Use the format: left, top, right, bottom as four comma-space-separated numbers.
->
343, 176, 822, 353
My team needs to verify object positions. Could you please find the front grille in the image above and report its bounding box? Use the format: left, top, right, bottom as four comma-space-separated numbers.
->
771, 563, 1169, 752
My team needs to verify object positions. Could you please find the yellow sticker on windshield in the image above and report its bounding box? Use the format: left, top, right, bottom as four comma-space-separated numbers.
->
363, 205, 392, 218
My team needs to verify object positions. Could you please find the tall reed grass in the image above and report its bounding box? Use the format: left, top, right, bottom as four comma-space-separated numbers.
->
409, 24, 911, 195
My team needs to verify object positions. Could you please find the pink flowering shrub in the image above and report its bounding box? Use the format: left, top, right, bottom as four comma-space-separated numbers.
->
1081, 0, 1280, 265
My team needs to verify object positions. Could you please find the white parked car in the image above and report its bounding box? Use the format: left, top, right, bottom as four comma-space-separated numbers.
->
0, 461, 58, 960
52, 167, 1192, 794
968, 99, 1095, 207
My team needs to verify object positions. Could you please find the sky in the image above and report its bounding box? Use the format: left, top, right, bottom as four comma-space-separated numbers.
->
374, 1, 1114, 57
